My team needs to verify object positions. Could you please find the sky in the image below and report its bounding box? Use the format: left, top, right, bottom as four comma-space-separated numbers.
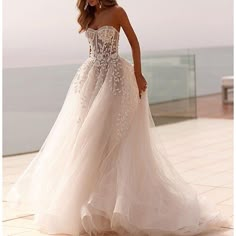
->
3, 0, 233, 68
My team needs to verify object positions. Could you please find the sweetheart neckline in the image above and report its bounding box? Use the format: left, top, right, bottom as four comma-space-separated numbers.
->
87, 25, 120, 34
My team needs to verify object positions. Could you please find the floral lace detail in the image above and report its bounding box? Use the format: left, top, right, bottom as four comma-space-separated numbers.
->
112, 59, 139, 142
87, 26, 119, 61
73, 59, 93, 95
73, 26, 139, 142
72, 58, 95, 110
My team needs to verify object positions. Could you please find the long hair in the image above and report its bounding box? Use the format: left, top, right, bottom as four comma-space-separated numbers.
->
76, 0, 118, 33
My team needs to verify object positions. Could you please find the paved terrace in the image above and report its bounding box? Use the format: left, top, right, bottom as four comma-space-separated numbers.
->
2, 118, 234, 236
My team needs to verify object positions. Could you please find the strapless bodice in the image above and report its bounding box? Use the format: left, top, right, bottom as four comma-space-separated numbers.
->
85, 25, 120, 61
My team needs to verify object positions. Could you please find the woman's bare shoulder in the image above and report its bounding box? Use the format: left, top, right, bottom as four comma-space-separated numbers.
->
113, 5, 126, 15
112, 5, 129, 23
111, 5, 128, 23
105, 5, 127, 27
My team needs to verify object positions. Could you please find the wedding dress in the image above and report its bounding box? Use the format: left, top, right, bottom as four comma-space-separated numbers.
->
6, 25, 230, 236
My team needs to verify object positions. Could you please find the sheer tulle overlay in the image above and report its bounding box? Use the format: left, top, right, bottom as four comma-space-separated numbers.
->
6, 26, 230, 236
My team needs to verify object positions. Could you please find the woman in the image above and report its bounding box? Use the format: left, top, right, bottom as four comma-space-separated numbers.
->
6, 0, 230, 235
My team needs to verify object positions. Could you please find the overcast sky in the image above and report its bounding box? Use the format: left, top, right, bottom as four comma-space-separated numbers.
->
3, 0, 233, 68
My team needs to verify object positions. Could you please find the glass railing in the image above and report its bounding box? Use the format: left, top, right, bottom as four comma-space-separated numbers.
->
4, 45, 233, 156
122, 52, 197, 126
3, 64, 79, 156
3, 53, 197, 156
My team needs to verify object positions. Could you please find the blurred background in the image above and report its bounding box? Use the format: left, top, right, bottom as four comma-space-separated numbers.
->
3, 0, 233, 156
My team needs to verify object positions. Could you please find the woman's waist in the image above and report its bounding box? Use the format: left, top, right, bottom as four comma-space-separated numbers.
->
89, 52, 120, 61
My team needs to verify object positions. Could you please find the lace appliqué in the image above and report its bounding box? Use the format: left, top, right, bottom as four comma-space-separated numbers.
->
73, 26, 139, 141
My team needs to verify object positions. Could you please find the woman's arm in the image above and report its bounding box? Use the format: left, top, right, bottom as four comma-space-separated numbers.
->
116, 6, 147, 97
117, 7, 142, 76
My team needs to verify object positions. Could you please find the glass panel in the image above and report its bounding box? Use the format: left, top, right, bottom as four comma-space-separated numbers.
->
123, 52, 197, 126
3, 65, 79, 156
3, 46, 233, 156
142, 54, 197, 125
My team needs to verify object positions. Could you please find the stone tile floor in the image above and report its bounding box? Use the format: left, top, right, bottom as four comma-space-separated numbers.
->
2, 118, 234, 235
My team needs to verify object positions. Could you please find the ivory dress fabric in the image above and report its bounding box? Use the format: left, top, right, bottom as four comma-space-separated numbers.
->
6, 25, 230, 236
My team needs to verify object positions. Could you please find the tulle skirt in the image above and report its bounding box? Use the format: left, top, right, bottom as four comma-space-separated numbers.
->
6, 56, 230, 236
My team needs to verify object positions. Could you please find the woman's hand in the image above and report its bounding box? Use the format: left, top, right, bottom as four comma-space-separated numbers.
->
135, 74, 147, 98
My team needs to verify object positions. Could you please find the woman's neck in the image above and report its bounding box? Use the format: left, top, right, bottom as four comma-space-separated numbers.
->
95, 4, 101, 13
95, 3, 107, 15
